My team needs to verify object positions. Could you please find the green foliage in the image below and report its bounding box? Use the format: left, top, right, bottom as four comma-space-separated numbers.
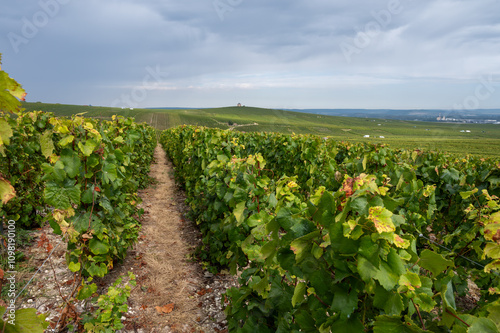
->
0, 57, 47, 227
161, 125, 500, 332
0, 56, 156, 330
0, 307, 49, 333
39, 114, 156, 282
82, 272, 136, 333
0, 54, 26, 113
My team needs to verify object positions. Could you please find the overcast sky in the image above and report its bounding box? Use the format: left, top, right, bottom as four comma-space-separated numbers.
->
1, 0, 499, 109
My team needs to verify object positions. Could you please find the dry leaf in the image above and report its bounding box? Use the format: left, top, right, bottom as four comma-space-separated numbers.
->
197, 288, 212, 296
0, 268, 4, 280
46, 242, 54, 253
155, 303, 175, 314
63, 279, 75, 286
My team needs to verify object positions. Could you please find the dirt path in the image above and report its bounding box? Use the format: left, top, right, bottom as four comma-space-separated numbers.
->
119, 144, 234, 332
10, 144, 233, 332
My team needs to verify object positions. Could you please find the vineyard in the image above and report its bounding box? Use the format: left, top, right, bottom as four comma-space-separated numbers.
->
160, 125, 500, 332
2, 54, 500, 332
1, 56, 157, 331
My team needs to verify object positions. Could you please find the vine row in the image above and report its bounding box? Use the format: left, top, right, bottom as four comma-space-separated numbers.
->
161, 125, 500, 332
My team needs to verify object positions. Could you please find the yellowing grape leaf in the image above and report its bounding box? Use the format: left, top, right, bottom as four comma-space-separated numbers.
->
0, 176, 16, 204
393, 235, 410, 249
368, 206, 395, 233
0, 119, 13, 148
485, 212, 500, 243
40, 130, 54, 158
0, 54, 27, 112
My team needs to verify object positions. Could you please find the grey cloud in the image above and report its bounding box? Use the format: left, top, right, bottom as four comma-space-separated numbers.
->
0, 0, 499, 108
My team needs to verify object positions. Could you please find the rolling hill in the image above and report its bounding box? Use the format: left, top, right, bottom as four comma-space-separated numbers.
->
21, 102, 500, 158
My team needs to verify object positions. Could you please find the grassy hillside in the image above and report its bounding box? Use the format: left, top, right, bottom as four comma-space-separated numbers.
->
21, 102, 500, 158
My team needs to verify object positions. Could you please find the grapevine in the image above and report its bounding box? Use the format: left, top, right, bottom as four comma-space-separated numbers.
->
161, 125, 500, 332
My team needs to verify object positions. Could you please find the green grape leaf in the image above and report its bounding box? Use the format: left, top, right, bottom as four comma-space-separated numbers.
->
247, 211, 268, 227
39, 130, 54, 158
373, 315, 426, 333
233, 201, 246, 225
89, 238, 110, 255
468, 317, 500, 333
329, 316, 365, 333
375, 249, 404, 291
87, 262, 107, 277
441, 168, 460, 183
442, 280, 456, 310
290, 230, 320, 262
99, 195, 114, 215
357, 256, 379, 282
331, 286, 359, 319
358, 236, 380, 267
44, 181, 81, 210
460, 188, 478, 200
0, 307, 49, 333
71, 212, 103, 234
60, 149, 82, 178
260, 240, 277, 260
311, 242, 323, 259
487, 302, 500, 331
373, 286, 404, 315
68, 261, 81, 273
78, 138, 98, 156
77, 283, 97, 300
292, 282, 306, 307
102, 162, 118, 183
375, 262, 399, 291
414, 292, 436, 312
419, 249, 454, 276
58, 135, 75, 147
253, 275, 270, 297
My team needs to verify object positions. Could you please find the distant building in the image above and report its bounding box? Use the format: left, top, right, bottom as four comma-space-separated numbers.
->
364, 135, 370, 138
237, 103, 242, 107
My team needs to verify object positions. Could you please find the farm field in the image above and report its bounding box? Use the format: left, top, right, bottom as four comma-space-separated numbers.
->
22, 102, 500, 158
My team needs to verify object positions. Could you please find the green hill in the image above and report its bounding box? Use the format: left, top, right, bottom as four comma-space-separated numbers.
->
21, 102, 500, 158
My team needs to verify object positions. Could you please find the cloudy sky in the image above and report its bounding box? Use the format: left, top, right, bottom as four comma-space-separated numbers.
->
1, 0, 499, 109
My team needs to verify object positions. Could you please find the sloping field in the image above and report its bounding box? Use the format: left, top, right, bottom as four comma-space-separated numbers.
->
21, 102, 500, 158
